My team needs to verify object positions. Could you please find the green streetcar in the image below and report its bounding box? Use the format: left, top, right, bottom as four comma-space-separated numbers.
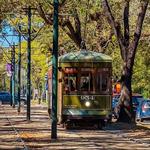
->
48, 50, 112, 129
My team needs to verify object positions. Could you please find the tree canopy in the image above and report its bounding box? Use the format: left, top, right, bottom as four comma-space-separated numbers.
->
0, 0, 149, 102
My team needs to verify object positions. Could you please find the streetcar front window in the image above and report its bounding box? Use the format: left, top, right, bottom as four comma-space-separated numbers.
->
80, 68, 93, 92
80, 75, 90, 91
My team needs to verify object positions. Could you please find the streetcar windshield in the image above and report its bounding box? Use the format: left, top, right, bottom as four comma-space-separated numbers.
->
80, 69, 93, 92
63, 67, 111, 94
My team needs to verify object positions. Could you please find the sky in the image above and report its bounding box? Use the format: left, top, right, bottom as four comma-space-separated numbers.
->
0, 23, 19, 48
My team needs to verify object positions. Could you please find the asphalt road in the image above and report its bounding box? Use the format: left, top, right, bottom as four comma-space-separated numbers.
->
0, 104, 149, 150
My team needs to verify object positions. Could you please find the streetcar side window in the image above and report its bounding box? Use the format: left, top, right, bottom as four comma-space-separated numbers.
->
64, 75, 77, 93
97, 73, 101, 92
97, 68, 110, 93
63, 67, 78, 94
64, 77, 69, 92
101, 74, 108, 91
69, 76, 76, 91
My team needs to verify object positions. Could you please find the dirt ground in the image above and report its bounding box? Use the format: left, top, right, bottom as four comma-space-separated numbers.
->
0, 103, 149, 150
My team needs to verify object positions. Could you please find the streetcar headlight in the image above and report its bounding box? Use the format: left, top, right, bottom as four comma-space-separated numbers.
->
85, 101, 91, 107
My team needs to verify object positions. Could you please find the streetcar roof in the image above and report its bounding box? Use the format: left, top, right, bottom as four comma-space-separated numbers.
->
58, 50, 112, 63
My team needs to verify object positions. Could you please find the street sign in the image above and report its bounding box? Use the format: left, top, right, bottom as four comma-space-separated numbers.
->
6, 63, 12, 77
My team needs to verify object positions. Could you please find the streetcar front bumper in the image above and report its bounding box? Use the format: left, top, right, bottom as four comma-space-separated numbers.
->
62, 108, 112, 121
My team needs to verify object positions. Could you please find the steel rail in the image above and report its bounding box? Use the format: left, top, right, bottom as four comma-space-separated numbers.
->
2, 105, 29, 150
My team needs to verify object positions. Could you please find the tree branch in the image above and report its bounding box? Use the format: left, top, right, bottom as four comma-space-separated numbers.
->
74, 9, 81, 38
61, 19, 82, 48
37, 4, 53, 25
62, 19, 76, 34
73, 9, 82, 47
129, 0, 149, 60
37, 3, 82, 48
59, 0, 67, 7
124, 0, 130, 47
89, 12, 102, 21
102, 0, 125, 60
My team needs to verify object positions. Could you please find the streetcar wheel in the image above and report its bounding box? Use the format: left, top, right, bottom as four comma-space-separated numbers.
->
64, 122, 72, 129
97, 122, 103, 129
140, 118, 143, 122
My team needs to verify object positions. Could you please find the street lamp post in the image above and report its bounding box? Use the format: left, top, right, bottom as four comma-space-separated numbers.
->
51, 0, 59, 139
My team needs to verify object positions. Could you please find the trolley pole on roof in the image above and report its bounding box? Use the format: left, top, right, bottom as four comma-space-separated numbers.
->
51, 0, 59, 139
27, 6, 31, 121
17, 25, 21, 113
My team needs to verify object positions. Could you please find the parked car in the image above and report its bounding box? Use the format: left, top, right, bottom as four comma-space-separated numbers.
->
136, 99, 150, 122
112, 97, 119, 118
132, 93, 144, 112
112, 97, 119, 110
0, 91, 11, 104
0, 91, 21, 105
112, 93, 144, 118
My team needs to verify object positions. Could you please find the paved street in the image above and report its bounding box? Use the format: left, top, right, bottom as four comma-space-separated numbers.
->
0, 104, 150, 150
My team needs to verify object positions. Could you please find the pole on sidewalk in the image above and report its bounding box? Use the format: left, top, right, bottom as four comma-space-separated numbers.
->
10, 48, 13, 106
10, 75, 12, 106
12, 44, 15, 108
27, 6, 31, 121
17, 25, 21, 113
51, 0, 59, 139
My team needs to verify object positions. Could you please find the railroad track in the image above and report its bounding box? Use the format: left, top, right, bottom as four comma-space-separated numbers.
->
1, 105, 29, 150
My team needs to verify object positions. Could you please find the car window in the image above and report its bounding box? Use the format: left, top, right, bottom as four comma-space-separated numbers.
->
143, 101, 150, 108
113, 98, 119, 102
136, 98, 144, 104
132, 97, 137, 104
113, 95, 120, 99
0, 92, 9, 95
132, 96, 143, 104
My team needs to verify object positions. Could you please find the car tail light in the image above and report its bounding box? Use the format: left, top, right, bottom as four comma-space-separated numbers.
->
142, 105, 146, 112
142, 104, 148, 112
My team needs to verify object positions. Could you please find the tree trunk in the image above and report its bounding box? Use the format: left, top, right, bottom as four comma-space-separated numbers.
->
117, 62, 133, 122
102, 0, 149, 123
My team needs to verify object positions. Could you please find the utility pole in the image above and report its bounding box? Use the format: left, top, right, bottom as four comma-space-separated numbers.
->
51, 0, 59, 139
10, 50, 13, 106
27, 6, 32, 121
12, 44, 15, 108
10, 74, 12, 106
17, 25, 21, 113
